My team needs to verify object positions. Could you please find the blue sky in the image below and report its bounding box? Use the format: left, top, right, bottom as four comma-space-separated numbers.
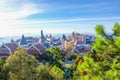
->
0, 0, 120, 36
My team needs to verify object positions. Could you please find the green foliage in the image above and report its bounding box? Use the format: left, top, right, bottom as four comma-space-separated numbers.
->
93, 23, 120, 61
71, 69, 80, 80
1, 23, 120, 80
36, 63, 53, 80
46, 46, 62, 59
78, 23, 120, 80
65, 54, 82, 79
114, 37, 120, 48
72, 54, 82, 65
95, 25, 105, 36
36, 63, 64, 80
0, 59, 4, 69
0, 59, 6, 80
0, 47, 65, 80
46, 46, 63, 68
0, 59, 4, 73
113, 23, 120, 36
78, 56, 102, 79
92, 36, 105, 52
4, 47, 38, 80
50, 66, 64, 80
104, 56, 120, 80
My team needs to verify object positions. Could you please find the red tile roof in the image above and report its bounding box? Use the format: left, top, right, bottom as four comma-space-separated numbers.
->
5, 43, 18, 53
27, 44, 46, 55
27, 48, 40, 55
0, 48, 9, 55
34, 44, 46, 53
0, 43, 18, 55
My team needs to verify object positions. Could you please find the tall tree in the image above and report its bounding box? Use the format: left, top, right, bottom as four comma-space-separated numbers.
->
36, 63, 64, 80
78, 23, 120, 80
0, 59, 6, 80
46, 46, 63, 68
4, 47, 38, 80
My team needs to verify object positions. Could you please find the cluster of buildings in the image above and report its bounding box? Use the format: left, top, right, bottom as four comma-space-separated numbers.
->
62, 32, 95, 55
0, 30, 95, 59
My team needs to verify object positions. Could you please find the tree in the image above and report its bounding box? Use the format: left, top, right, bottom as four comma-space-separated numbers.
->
95, 24, 105, 36
46, 46, 62, 60
36, 63, 53, 80
77, 23, 120, 80
36, 63, 64, 80
4, 47, 38, 80
77, 56, 102, 80
113, 23, 120, 36
63, 54, 82, 80
46, 46, 63, 68
50, 65, 64, 80
105, 56, 120, 80
0, 59, 6, 80
93, 23, 120, 60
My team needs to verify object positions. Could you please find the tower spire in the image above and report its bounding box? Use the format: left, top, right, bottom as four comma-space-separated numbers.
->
20, 35, 27, 45
41, 30, 45, 44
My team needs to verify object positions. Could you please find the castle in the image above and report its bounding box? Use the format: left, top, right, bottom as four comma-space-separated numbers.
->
0, 30, 95, 59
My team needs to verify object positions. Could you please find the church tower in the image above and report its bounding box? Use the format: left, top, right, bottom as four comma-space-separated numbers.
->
20, 35, 27, 45
40, 30, 45, 44
19, 35, 28, 48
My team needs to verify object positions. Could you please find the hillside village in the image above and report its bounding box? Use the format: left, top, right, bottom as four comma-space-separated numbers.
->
0, 30, 95, 59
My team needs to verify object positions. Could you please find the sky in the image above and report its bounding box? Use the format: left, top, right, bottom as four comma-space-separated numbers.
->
0, 0, 120, 37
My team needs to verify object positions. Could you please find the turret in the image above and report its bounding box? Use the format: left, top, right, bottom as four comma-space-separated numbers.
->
20, 35, 27, 45
62, 34, 67, 41
40, 30, 45, 44
11, 39, 15, 43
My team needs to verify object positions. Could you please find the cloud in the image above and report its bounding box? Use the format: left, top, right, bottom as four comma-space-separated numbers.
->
0, 0, 47, 36
0, 0, 119, 36
0, 1, 43, 20
0, 0, 46, 34
16, 16, 120, 24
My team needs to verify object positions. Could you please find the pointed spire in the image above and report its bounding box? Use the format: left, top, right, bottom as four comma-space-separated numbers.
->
11, 39, 15, 43
62, 34, 66, 40
41, 30, 45, 44
41, 30, 44, 38
50, 34, 52, 38
72, 32, 75, 36
20, 35, 27, 45
46, 34, 48, 38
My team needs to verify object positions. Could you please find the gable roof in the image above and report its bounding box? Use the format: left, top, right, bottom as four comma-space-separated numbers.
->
5, 43, 18, 52
0, 43, 18, 55
11, 39, 15, 43
34, 44, 46, 53
27, 44, 46, 55
0, 48, 9, 55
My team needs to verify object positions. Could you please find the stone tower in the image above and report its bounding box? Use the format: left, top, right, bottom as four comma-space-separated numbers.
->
41, 30, 45, 44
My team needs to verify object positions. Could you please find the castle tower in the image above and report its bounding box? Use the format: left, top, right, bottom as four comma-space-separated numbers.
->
20, 35, 27, 45
61, 34, 66, 44
11, 39, 15, 43
40, 30, 45, 44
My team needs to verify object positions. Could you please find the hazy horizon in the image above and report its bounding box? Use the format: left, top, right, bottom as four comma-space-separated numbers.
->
0, 0, 120, 36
